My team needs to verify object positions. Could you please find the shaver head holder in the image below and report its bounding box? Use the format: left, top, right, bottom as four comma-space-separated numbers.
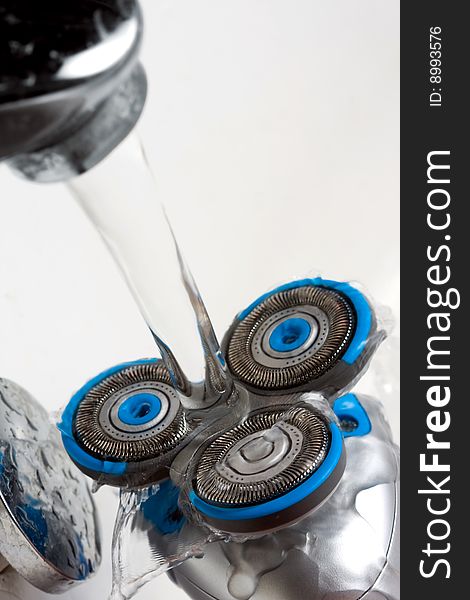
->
60, 276, 384, 541
177, 276, 384, 536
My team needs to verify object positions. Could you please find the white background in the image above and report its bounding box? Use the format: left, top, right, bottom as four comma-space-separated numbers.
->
0, 1, 399, 599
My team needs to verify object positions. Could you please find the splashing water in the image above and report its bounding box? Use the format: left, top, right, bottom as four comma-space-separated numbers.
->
109, 482, 220, 600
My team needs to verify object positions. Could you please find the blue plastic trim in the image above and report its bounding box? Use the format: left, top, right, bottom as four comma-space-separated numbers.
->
118, 392, 162, 426
142, 479, 186, 535
269, 317, 312, 353
237, 277, 372, 365
189, 422, 343, 521
333, 393, 371, 438
58, 358, 159, 475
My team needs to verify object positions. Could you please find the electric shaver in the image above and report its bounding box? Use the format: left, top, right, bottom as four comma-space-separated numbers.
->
1, 3, 399, 598
60, 277, 400, 600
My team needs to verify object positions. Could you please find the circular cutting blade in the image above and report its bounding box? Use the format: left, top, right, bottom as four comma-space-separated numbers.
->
194, 406, 330, 507
73, 361, 189, 463
226, 285, 356, 390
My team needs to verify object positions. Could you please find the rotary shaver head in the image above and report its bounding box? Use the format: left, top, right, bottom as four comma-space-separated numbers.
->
58, 277, 382, 539
59, 359, 193, 488
0, 0, 146, 181
173, 394, 399, 600
188, 404, 345, 535
224, 277, 382, 397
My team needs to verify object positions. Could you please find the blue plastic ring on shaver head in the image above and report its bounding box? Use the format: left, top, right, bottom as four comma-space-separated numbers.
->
268, 317, 312, 353
118, 392, 163, 426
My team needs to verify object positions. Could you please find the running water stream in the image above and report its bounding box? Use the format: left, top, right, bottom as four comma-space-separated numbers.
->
66, 134, 234, 598
68, 133, 232, 410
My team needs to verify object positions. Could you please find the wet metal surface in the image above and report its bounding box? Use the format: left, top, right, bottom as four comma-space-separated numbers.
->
0, 378, 101, 592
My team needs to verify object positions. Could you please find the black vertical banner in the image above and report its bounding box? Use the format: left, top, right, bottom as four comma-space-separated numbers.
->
401, 3, 466, 598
